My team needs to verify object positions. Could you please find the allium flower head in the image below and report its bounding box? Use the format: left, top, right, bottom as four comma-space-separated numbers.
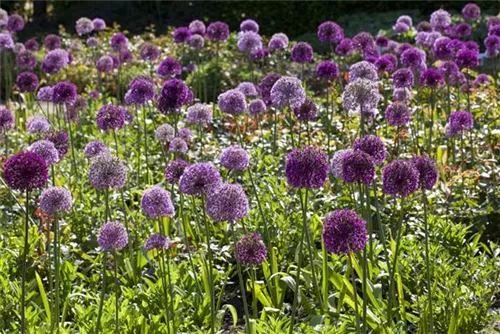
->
393, 22, 410, 34
52, 81, 77, 104
449, 71, 466, 87
157, 57, 182, 78
237, 31, 262, 54
336, 38, 355, 56
220, 145, 250, 171
45, 130, 69, 158
16, 72, 39, 92
376, 36, 389, 47
259, 73, 281, 105
342, 78, 380, 114
340, 150, 375, 185
110, 33, 128, 51
92, 18, 106, 31
28, 140, 59, 166
207, 21, 230, 41
249, 99, 266, 114
411, 156, 438, 190
189, 20, 206, 35
447, 39, 465, 57
431, 9, 452, 30
240, 19, 259, 33
0, 107, 14, 130
206, 183, 248, 222
293, 98, 318, 121
317, 21, 344, 44
141, 186, 175, 219
119, 49, 133, 63
96, 55, 114, 73
37, 86, 53, 102
397, 15, 413, 27
98, 222, 128, 250
169, 137, 188, 154
473, 73, 491, 86
84, 140, 108, 158
382, 160, 419, 197
285, 146, 328, 189
139, 43, 160, 61
89, 90, 100, 100
89, 154, 127, 189
0, 33, 14, 50
353, 135, 386, 165
419, 68, 444, 88
189, 34, 204, 48
251, 47, 269, 61
349, 61, 378, 82
39, 187, 72, 215
375, 55, 396, 73
323, 209, 367, 255
454, 22, 472, 38
96, 104, 125, 131
27, 115, 51, 134
218, 89, 247, 115
464, 40, 479, 52
401, 47, 426, 72
7, 14, 24, 32
237, 82, 258, 97
449, 111, 473, 133
173, 27, 192, 43
179, 163, 222, 196
353, 31, 375, 52
165, 159, 189, 184
330, 149, 352, 179
42, 49, 69, 74
462, 3, 480, 20
24, 38, 39, 51
316, 61, 339, 81
44, 34, 61, 51
291, 42, 313, 63
3, 152, 48, 191
456, 49, 479, 68
186, 103, 212, 126
155, 124, 175, 144
269, 33, 289, 50
144, 234, 171, 251
75, 17, 94, 35
270, 76, 306, 108
157, 79, 190, 113
16, 50, 37, 69
235, 233, 267, 265
385, 102, 411, 126
125, 77, 155, 105
439, 61, 459, 80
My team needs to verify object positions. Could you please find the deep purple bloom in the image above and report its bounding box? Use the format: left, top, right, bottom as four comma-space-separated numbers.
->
45, 130, 69, 158
439, 61, 459, 81
240, 19, 259, 33
0, 33, 14, 50
433, 37, 452, 59
89, 90, 100, 100
157, 57, 182, 78
39, 187, 72, 215
342, 78, 380, 114
119, 49, 134, 63
52, 81, 77, 104
169, 137, 188, 154
336, 38, 355, 57
454, 22, 472, 38
382, 160, 419, 197
7, 14, 24, 32
140, 43, 160, 61
251, 47, 270, 61
42, 49, 69, 74
323, 209, 367, 255
350, 61, 378, 81
396, 42, 413, 55
285, 146, 328, 189
141, 186, 175, 219
157, 79, 190, 114
44, 34, 61, 51
268, 33, 289, 50
179, 163, 222, 196
237, 31, 262, 54
86, 37, 98, 48
84, 140, 108, 158
237, 82, 258, 97
98, 222, 128, 250
419, 68, 444, 88
96, 104, 125, 131
165, 159, 189, 184
317, 61, 339, 81
385, 102, 411, 126
375, 56, 396, 73
330, 149, 351, 179
291, 42, 313, 63
270, 76, 306, 108
178, 129, 193, 144
89, 154, 127, 189
173, 27, 192, 43
393, 22, 410, 34
144, 234, 171, 251
447, 39, 466, 57
16, 72, 39, 93
259, 73, 281, 105
75, 17, 94, 35
456, 49, 479, 68
473, 73, 491, 86
249, 99, 266, 115
464, 40, 479, 52
189, 20, 206, 35
0, 107, 14, 130
293, 98, 318, 121
391, 69, 414, 89
96, 55, 114, 73
92, 18, 106, 31
28, 140, 59, 166
3, 152, 48, 191
110, 33, 128, 51
186, 103, 212, 126
449, 111, 473, 133
220, 146, 250, 171
431, 9, 452, 30
235, 233, 267, 265
24, 38, 39, 51
376, 36, 389, 47
411, 156, 438, 190
401, 47, 426, 72
125, 77, 155, 105
353, 135, 386, 165
218, 89, 247, 115
16, 50, 37, 69
340, 150, 375, 185
317, 21, 344, 44
207, 21, 230, 42
206, 183, 248, 222
353, 31, 375, 52
462, 3, 480, 20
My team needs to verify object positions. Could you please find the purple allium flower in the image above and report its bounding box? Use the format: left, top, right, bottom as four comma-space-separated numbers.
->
487, 17, 500, 29
249, 99, 266, 115
207, 21, 230, 42
16, 71, 38, 92
240, 19, 259, 33
259, 72, 281, 105
218, 89, 247, 115
0, 33, 14, 50
454, 22, 472, 38
463, 3, 481, 20
0, 107, 14, 130
353, 31, 375, 52
375, 56, 395, 73
206, 183, 248, 222
189, 20, 206, 35
28, 140, 59, 166
96, 55, 114, 73
39, 187, 72, 215
464, 40, 479, 52
401, 47, 426, 72
110, 33, 128, 51
84, 140, 108, 158
285, 146, 328, 189
449, 111, 473, 134
45, 130, 69, 158
362, 47, 380, 62
397, 15, 413, 27
24, 38, 39, 51
439, 61, 459, 81
86, 37, 99, 48
89, 154, 127, 189
188, 34, 204, 48
96, 104, 125, 131
444, 123, 457, 138
155, 124, 175, 144
13, 42, 25, 54
473, 73, 491, 86
165, 159, 189, 184
450, 72, 466, 87
382, 160, 419, 197
220, 145, 250, 171
180, 128, 194, 144
335, 38, 355, 56
123, 108, 134, 125
431, 9, 452, 30
157, 79, 190, 114
108, 54, 120, 69
7, 14, 24, 32
186, 63, 197, 73
251, 47, 270, 61
169, 137, 188, 154
419, 68, 444, 88
411, 156, 438, 190
433, 37, 452, 59
393, 22, 410, 34
27, 115, 51, 134
157, 57, 182, 78
44, 34, 61, 51
186, 103, 212, 126
340, 150, 375, 185
396, 42, 412, 55
322, 209, 367, 255
330, 149, 351, 179
317, 21, 344, 44
376, 36, 389, 47
447, 39, 466, 57
456, 49, 479, 68
89, 90, 100, 100
484, 35, 500, 56
16, 50, 36, 69
125, 77, 155, 105
179, 163, 222, 196
353, 135, 386, 165
293, 97, 318, 121
349, 61, 378, 82
98, 222, 128, 250
237, 31, 262, 54
291, 42, 313, 63
52, 81, 77, 104
141, 186, 175, 219
342, 78, 380, 114
42, 49, 69, 74
139, 43, 160, 61
37, 86, 53, 102
173, 27, 191, 43
144, 234, 171, 251
237, 82, 258, 97
119, 49, 133, 63
316, 61, 339, 81
235, 233, 267, 265
3, 152, 48, 191
268, 33, 289, 50
385, 102, 411, 126
92, 18, 106, 31
75, 17, 94, 35
489, 24, 500, 37
270, 76, 305, 108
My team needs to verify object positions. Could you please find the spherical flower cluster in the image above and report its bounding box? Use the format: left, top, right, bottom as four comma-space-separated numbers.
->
165, 159, 189, 184
39, 187, 73, 215
207, 21, 230, 41
189, 20, 206, 35
186, 103, 212, 126
206, 183, 248, 222
96, 104, 125, 131
291, 42, 313, 63
323, 209, 367, 255
98, 222, 128, 250
85, 37, 98, 48
375, 56, 396, 73
89, 154, 127, 189
27, 115, 51, 134
157, 57, 182, 78
89, 90, 100, 100
449, 111, 473, 134
157, 79, 190, 114
240, 19, 259, 33
385, 102, 411, 126
484, 35, 500, 58
218, 89, 247, 115
462, 3, 480, 20
52, 81, 77, 104
139, 43, 160, 61
382, 160, 419, 197
220, 146, 250, 171
3, 152, 48, 191
45, 130, 69, 158
0, 107, 14, 130
237, 31, 262, 54
249, 99, 266, 115
393, 22, 410, 34
456, 49, 479, 68
144, 234, 171, 252
125, 77, 155, 105
169, 137, 188, 154
42, 49, 69, 74
342, 78, 380, 114
16, 72, 39, 92
96, 56, 114, 73
236, 82, 258, 97
0, 33, 14, 50
110, 33, 128, 51
16, 50, 37, 69
119, 49, 133, 63
44, 34, 61, 50
179, 163, 222, 196
439, 61, 459, 80
24, 38, 39, 51
417, 21, 433, 32
84, 140, 108, 159
330, 149, 352, 179
454, 22, 472, 38
235, 233, 267, 265
7, 14, 24, 32
270, 76, 305, 108
141, 186, 175, 219
316, 61, 339, 81
401, 48, 426, 72
189, 34, 204, 49
28, 140, 60, 166
411, 156, 438, 190
37, 86, 53, 102
293, 98, 318, 121
349, 61, 378, 82
317, 21, 344, 44
353, 135, 386, 165
259, 73, 281, 105
92, 18, 106, 31
430, 9, 452, 30
75, 17, 94, 35
155, 124, 175, 144
268, 33, 289, 50
419, 68, 444, 88
473, 74, 491, 86
251, 47, 270, 61
340, 150, 375, 184
173, 27, 191, 43
285, 146, 328, 189
353, 31, 375, 52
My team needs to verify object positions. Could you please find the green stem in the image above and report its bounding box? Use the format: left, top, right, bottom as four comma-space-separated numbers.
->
159, 250, 171, 334
113, 250, 119, 334
180, 193, 202, 295
388, 199, 405, 325
21, 190, 29, 334
422, 191, 434, 334
251, 266, 258, 320
54, 214, 61, 333
231, 224, 251, 333
95, 254, 108, 334
166, 253, 176, 334
200, 196, 215, 334
349, 253, 361, 334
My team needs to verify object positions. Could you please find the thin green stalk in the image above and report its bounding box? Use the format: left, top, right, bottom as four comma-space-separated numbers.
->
388, 199, 405, 325
143, 106, 150, 185
159, 249, 171, 334
349, 253, 361, 334
321, 242, 329, 313
166, 253, 176, 334
422, 191, 434, 333
113, 250, 119, 334
231, 224, 251, 334
251, 266, 258, 320
200, 196, 215, 334
94, 254, 108, 334
246, 168, 271, 247
54, 214, 61, 333
21, 190, 29, 334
